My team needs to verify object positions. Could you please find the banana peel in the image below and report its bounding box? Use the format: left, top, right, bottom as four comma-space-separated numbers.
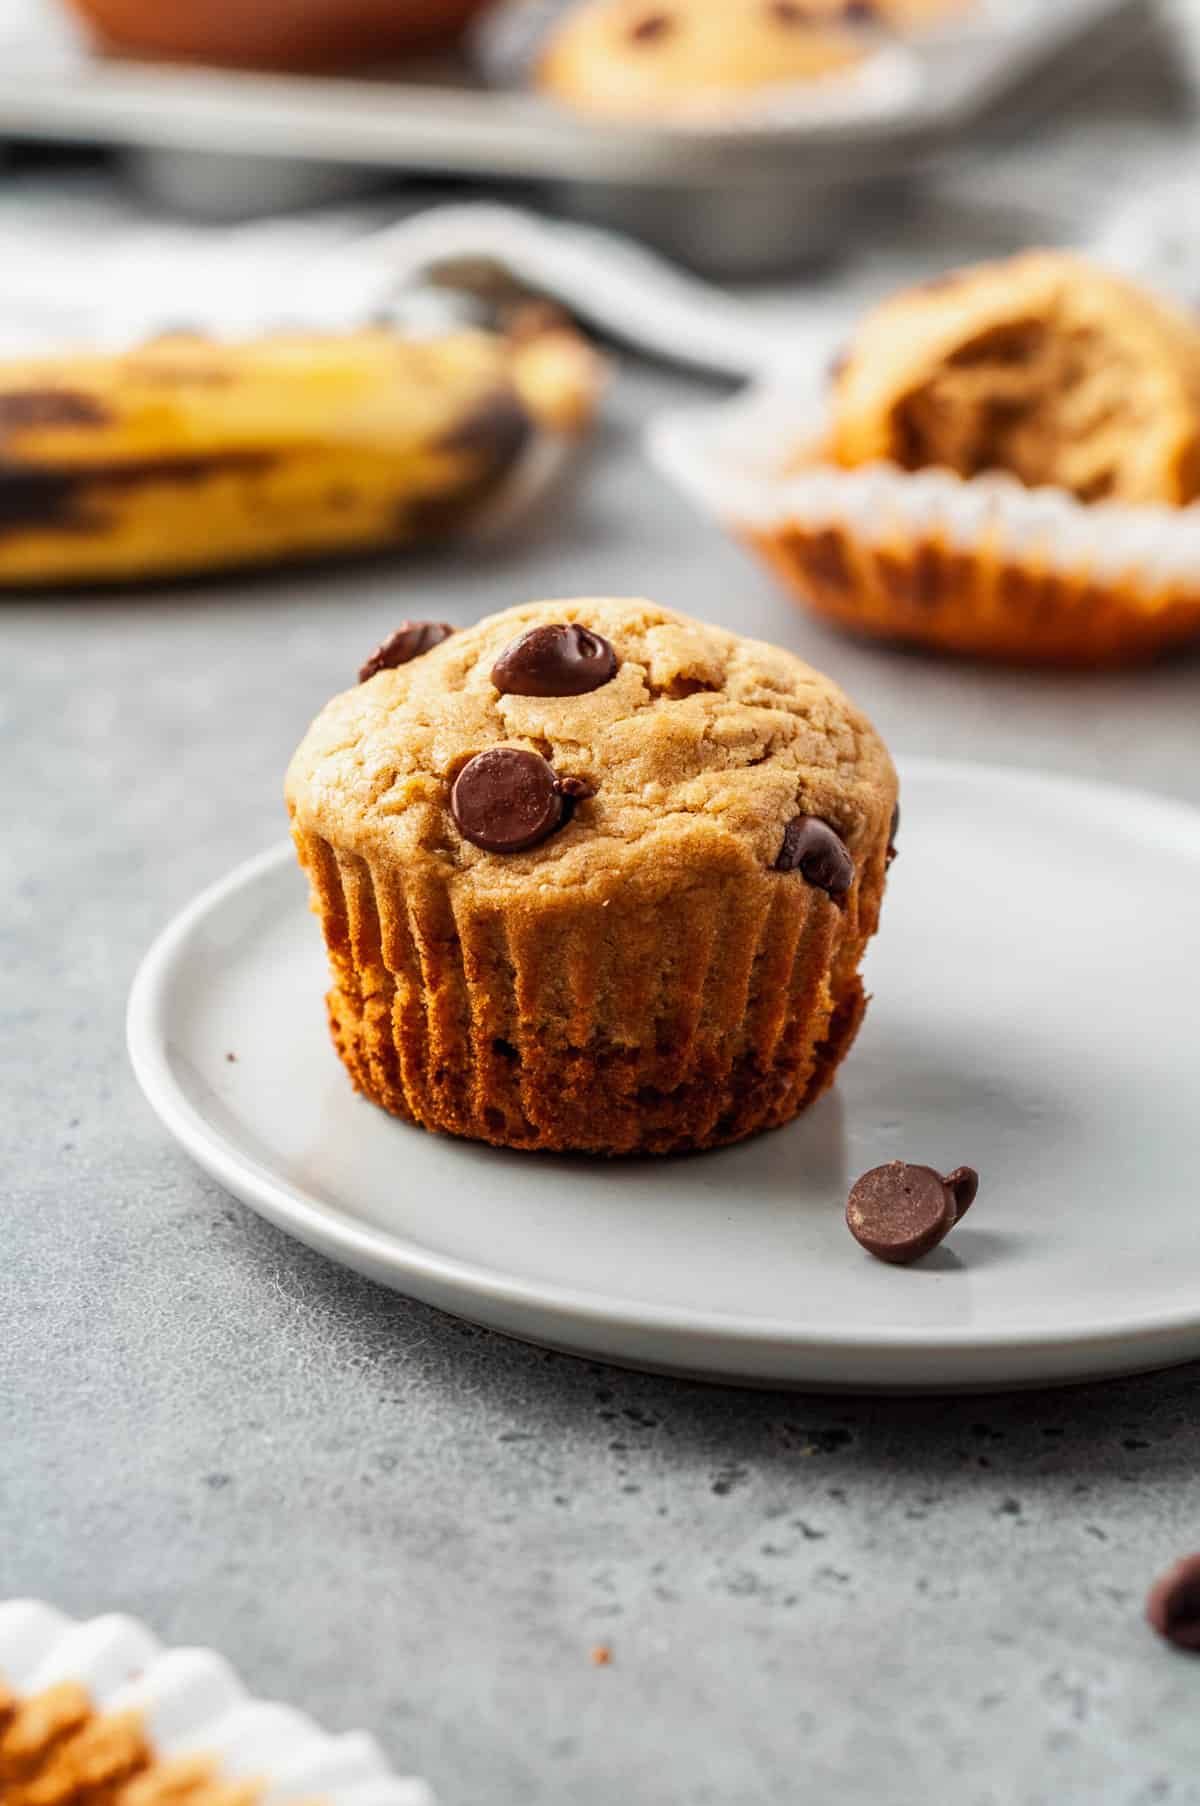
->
0, 320, 603, 586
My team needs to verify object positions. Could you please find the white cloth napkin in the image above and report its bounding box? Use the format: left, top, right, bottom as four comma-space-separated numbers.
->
2, 68, 1200, 373
3, 0, 1200, 365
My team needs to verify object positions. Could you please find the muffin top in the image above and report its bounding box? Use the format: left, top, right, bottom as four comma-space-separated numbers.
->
286, 597, 896, 903
535, 0, 868, 122
827, 250, 1200, 506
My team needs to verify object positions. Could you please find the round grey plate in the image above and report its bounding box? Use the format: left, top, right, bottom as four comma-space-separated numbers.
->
128, 758, 1200, 1392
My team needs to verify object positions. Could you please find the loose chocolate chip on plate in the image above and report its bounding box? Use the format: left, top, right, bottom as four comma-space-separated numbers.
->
492, 623, 618, 697
775, 815, 855, 896
846, 1161, 979, 1265
359, 620, 454, 683
452, 747, 589, 853
1147, 1554, 1200, 1652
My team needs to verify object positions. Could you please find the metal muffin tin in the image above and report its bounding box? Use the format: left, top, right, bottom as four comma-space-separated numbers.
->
0, 0, 1155, 272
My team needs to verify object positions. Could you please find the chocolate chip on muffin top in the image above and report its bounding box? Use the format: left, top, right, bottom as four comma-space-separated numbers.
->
491, 622, 618, 696
451, 747, 594, 852
359, 620, 454, 683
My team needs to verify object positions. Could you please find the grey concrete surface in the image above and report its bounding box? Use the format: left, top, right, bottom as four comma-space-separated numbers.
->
4, 357, 1200, 1806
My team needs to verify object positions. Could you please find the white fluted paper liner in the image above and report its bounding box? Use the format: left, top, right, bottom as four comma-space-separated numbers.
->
647, 375, 1200, 590
0, 1600, 433, 1806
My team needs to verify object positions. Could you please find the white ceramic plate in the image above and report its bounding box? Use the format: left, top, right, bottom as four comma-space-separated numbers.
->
0, 1599, 431, 1805
128, 758, 1200, 1393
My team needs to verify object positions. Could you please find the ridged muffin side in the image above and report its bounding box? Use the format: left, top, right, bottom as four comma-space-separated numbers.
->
287, 597, 897, 1155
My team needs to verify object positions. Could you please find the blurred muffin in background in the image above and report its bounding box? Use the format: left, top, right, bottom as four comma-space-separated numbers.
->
829, 250, 1200, 507
67, 0, 492, 69
536, 0, 872, 122
748, 250, 1200, 665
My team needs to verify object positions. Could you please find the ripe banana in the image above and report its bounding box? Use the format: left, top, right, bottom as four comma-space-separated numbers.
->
0, 322, 601, 586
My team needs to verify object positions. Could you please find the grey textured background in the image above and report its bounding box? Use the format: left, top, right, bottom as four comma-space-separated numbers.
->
2, 21, 1200, 1801
5, 356, 1200, 1805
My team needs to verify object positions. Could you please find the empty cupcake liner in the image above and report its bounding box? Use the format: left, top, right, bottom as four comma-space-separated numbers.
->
648, 377, 1200, 664
0, 1599, 433, 1806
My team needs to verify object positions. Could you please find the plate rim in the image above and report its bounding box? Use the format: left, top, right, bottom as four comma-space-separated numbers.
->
126, 755, 1200, 1363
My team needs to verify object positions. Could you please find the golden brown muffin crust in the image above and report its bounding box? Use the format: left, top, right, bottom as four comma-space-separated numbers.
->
287, 596, 894, 897
535, 0, 867, 121
828, 250, 1200, 506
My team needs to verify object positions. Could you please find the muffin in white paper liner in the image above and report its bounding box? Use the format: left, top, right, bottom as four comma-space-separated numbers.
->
472, 0, 921, 129
0, 1599, 433, 1806
648, 376, 1200, 666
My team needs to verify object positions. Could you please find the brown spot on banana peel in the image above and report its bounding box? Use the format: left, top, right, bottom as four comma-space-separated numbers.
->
0, 451, 275, 538
397, 395, 534, 534
403, 388, 535, 540
399, 456, 525, 540
0, 390, 113, 433
433, 387, 532, 464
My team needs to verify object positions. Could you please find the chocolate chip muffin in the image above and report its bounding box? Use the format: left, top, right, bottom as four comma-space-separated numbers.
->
286, 598, 897, 1155
829, 250, 1200, 506
730, 252, 1200, 665
535, 0, 869, 123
